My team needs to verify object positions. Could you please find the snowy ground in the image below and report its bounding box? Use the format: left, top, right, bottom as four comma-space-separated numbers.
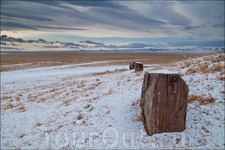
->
1, 52, 224, 149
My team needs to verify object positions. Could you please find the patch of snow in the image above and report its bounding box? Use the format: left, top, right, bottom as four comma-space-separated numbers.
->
149, 70, 179, 74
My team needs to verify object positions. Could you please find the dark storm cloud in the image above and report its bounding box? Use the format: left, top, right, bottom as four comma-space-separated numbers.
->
143, 2, 192, 26
37, 25, 86, 30
91, 7, 165, 29
1, 11, 54, 22
1, 0, 216, 34
1, 22, 37, 30
0, 1, 166, 32
184, 24, 205, 31
1, 1, 224, 45
43, 46, 61, 49
31, 1, 131, 11
213, 23, 224, 28
1, 47, 21, 50
1, 1, 98, 32
167, 40, 224, 47
69, 1, 128, 9
80, 40, 105, 46
1, 42, 6, 45
0, 35, 47, 44
213, 13, 224, 19
63, 42, 81, 47
0, 35, 25, 43
36, 39, 46, 43
27, 40, 36, 43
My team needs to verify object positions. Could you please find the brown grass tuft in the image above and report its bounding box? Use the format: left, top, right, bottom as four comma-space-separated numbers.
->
18, 134, 25, 139
77, 114, 83, 120
2, 96, 12, 100
188, 94, 216, 105
3, 102, 16, 111
15, 96, 20, 101
186, 67, 199, 75
182, 61, 191, 68
85, 104, 91, 109
211, 63, 223, 72
93, 96, 99, 100
16, 105, 26, 113
60, 98, 75, 106
199, 63, 209, 74
211, 54, 224, 62
135, 71, 143, 76
77, 81, 86, 88
115, 68, 128, 72
35, 122, 42, 127
186, 62, 224, 75
93, 69, 128, 76
219, 76, 225, 81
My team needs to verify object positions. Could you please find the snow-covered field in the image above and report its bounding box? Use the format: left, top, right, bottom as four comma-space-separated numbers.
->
1, 52, 224, 149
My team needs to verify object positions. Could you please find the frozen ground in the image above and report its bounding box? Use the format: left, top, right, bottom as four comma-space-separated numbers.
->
1, 52, 224, 149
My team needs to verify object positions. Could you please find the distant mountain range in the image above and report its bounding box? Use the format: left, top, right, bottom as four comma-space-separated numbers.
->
1, 47, 224, 53
1, 35, 224, 53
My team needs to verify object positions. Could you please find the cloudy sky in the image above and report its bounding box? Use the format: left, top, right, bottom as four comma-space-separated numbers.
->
1, 1, 224, 51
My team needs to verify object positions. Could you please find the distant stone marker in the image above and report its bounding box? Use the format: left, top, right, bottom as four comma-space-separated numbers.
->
129, 61, 135, 70
140, 71, 189, 136
134, 62, 143, 72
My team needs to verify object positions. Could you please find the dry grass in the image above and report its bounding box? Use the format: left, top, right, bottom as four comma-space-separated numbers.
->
3, 102, 16, 111
2, 96, 12, 100
186, 68, 199, 75
18, 134, 25, 139
76, 80, 87, 88
2, 102, 26, 113
77, 113, 83, 120
203, 52, 224, 62
49, 88, 59, 93
211, 54, 224, 62
181, 61, 191, 69
104, 89, 114, 95
183, 52, 224, 75
186, 62, 224, 75
93, 71, 113, 76
92, 69, 128, 76
93, 96, 100, 100
59, 98, 76, 106
1, 52, 206, 72
211, 63, 223, 72
219, 76, 225, 81
16, 105, 26, 113
85, 104, 91, 109
135, 71, 144, 76
188, 94, 216, 106
15, 95, 20, 101
35, 122, 42, 127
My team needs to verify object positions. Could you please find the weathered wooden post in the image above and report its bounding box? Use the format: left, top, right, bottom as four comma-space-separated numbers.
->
134, 62, 143, 72
140, 71, 189, 136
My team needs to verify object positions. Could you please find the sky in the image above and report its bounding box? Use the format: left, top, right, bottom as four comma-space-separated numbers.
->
0, 0, 224, 51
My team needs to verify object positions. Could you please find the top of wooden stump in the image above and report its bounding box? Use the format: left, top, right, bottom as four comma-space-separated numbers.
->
148, 70, 179, 74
